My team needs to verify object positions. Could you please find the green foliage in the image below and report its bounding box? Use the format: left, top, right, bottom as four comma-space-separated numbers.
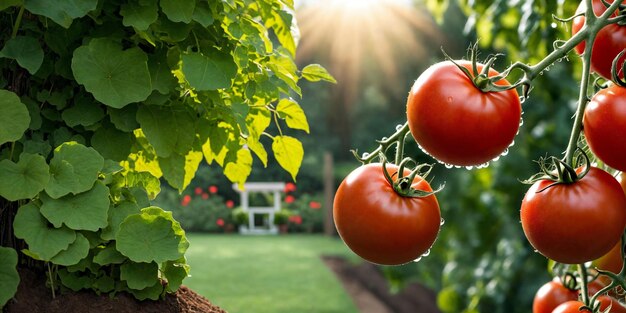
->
0, 247, 19, 308
0, 0, 328, 304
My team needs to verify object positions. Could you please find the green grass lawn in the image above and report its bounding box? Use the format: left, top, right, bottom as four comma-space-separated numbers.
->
184, 234, 361, 313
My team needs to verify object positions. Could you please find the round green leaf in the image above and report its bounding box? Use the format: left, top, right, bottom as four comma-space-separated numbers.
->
50, 233, 90, 266
120, 1, 158, 31
40, 181, 111, 231
160, 0, 194, 23
162, 257, 189, 292
120, 261, 159, 290
0, 89, 30, 145
45, 142, 104, 198
0, 36, 44, 74
61, 94, 105, 127
24, 0, 98, 28
100, 201, 141, 241
93, 244, 127, 265
181, 50, 237, 91
136, 105, 196, 158
0, 153, 50, 201
71, 38, 152, 108
0, 247, 19, 308
13, 203, 76, 261
116, 207, 186, 263
128, 280, 163, 301
91, 125, 133, 161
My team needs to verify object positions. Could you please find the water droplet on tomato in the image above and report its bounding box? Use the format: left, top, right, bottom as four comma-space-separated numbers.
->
501, 149, 509, 156
413, 257, 422, 263
444, 164, 454, 169
440, 218, 445, 226
447, 96, 453, 103
422, 249, 431, 257
465, 166, 474, 170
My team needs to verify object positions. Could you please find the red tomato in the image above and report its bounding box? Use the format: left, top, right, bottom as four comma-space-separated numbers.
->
584, 85, 626, 171
594, 240, 624, 277
598, 296, 626, 313
572, 0, 626, 80
533, 278, 578, 313
333, 163, 441, 265
520, 167, 626, 264
552, 301, 590, 313
406, 60, 521, 167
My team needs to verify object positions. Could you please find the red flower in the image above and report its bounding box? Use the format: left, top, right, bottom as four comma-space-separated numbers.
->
209, 185, 218, 194
181, 195, 191, 206
309, 201, 322, 209
285, 195, 295, 204
194, 187, 202, 195
284, 182, 296, 193
226, 200, 234, 208
289, 215, 302, 225
216, 218, 225, 227
201, 193, 209, 200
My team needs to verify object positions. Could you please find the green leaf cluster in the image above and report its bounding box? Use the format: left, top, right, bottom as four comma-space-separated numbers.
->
0, 0, 332, 305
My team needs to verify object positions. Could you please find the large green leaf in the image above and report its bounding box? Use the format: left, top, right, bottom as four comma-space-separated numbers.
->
57, 268, 95, 292
100, 201, 141, 241
120, 1, 158, 31
181, 50, 237, 91
49, 233, 90, 266
276, 98, 309, 133
272, 135, 303, 181
136, 105, 196, 158
61, 95, 105, 127
72, 38, 152, 108
13, 203, 76, 260
91, 125, 133, 161
93, 244, 127, 265
160, 0, 195, 23
40, 181, 110, 231
0, 89, 30, 145
0, 153, 50, 201
128, 280, 163, 301
0, 36, 44, 74
120, 261, 159, 290
0, 247, 19, 308
162, 257, 189, 292
116, 206, 187, 263
45, 142, 104, 198
24, 0, 98, 28
159, 150, 203, 192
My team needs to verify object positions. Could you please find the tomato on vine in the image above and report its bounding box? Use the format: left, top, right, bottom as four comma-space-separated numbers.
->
533, 278, 578, 313
406, 60, 521, 167
552, 301, 590, 313
583, 85, 626, 171
333, 163, 441, 265
572, 0, 626, 80
520, 167, 626, 264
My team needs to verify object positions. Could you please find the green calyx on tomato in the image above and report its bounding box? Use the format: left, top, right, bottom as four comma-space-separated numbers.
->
381, 156, 442, 198
522, 148, 592, 189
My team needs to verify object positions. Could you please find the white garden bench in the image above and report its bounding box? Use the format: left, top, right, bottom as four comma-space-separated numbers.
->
232, 182, 285, 235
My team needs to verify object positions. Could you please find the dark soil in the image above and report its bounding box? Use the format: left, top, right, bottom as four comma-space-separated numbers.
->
322, 255, 441, 313
4, 267, 227, 313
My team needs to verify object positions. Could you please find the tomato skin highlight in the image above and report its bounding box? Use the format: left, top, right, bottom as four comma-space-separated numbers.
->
583, 86, 626, 171
520, 167, 626, 264
572, 0, 626, 80
333, 163, 441, 265
406, 60, 521, 167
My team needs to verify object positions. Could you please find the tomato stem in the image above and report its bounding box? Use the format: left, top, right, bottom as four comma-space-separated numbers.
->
351, 122, 410, 164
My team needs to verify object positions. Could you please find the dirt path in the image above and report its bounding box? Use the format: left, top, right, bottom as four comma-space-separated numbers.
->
322, 256, 441, 313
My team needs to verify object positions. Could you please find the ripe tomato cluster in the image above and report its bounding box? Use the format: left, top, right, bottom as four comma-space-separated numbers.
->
334, 0, 626, 311
533, 277, 626, 313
